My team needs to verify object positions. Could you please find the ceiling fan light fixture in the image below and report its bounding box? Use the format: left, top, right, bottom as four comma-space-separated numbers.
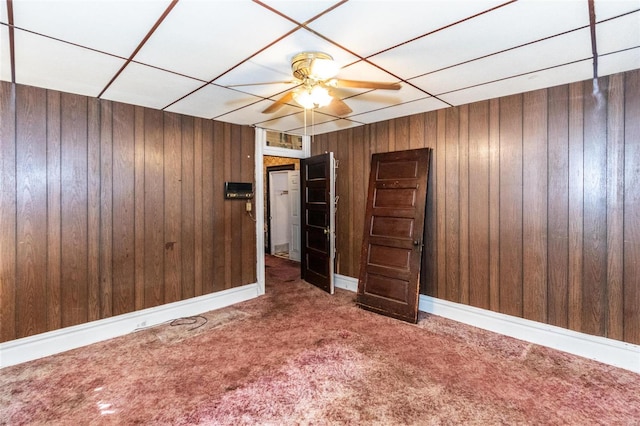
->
293, 85, 332, 110
311, 58, 339, 80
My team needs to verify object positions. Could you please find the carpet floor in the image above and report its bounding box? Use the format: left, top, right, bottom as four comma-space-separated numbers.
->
1, 255, 639, 425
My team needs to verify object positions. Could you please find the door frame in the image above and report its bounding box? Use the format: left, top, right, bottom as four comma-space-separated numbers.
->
265, 164, 295, 255
254, 128, 311, 296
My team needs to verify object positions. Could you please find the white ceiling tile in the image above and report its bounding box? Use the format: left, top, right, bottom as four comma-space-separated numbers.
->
215, 96, 349, 130
337, 60, 402, 84
308, 0, 505, 57
292, 118, 363, 136
413, 28, 592, 95
213, 62, 297, 98
215, 99, 283, 126
0, 1, 7, 22
135, 0, 297, 81
165, 84, 263, 119
370, 0, 590, 79
439, 60, 593, 106
598, 48, 640, 77
337, 83, 428, 116
350, 96, 449, 124
101, 62, 203, 110
1, 26, 10, 82
594, 0, 640, 21
14, 30, 125, 97
259, 1, 341, 23
258, 109, 339, 135
11, 0, 173, 57
597, 11, 640, 54
216, 28, 360, 87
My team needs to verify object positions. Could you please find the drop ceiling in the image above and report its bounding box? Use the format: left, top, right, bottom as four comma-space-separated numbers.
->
1, 0, 639, 135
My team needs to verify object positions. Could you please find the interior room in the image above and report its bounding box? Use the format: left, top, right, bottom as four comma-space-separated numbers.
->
1, 0, 639, 423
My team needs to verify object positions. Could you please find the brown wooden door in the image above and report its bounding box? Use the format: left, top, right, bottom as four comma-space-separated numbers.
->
357, 148, 432, 323
300, 152, 335, 294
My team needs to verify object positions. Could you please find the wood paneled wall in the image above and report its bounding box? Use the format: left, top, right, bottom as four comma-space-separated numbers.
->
312, 69, 640, 345
0, 82, 256, 343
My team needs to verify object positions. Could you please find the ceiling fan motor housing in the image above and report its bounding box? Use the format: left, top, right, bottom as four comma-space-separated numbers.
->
291, 52, 333, 81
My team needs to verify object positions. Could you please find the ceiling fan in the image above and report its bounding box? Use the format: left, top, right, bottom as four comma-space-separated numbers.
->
260, 51, 401, 116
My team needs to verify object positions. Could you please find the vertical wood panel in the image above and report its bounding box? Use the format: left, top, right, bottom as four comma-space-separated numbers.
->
458, 105, 469, 304
568, 81, 584, 333
60, 93, 88, 327
422, 112, 438, 296
201, 119, 215, 294
181, 115, 195, 299
241, 125, 255, 285
15, 85, 48, 337
623, 70, 640, 344
87, 98, 101, 322
100, 100, 113, 317
445, 107, 460, 302
488, 98, 500, 311
211, 121, 225, 291
46, 89, 62, 330
547, 85, 569, 328
388, 118, 396, 152
313, 133, 327, 155
112, 102, 135, 315
395, 116, 410, 151
144, 109, 164, 309
375, 121, 388, 153
0, 82, 16, 342
522, 89, 548, 323
436, 110, 447, 299
581, 78, 608, 336
352, 126, 366, 282
605, 73, 624, 340
133, 106, 145, 311
468, 101, 490, 309
193, 118, 204, 297
228, 124, 240, 288
163, 112, 182, 303
337, 129, 351, 275
498, 94, 523, 317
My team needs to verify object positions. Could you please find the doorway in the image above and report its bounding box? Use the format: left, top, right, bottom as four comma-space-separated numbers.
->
264, 157, 300, 262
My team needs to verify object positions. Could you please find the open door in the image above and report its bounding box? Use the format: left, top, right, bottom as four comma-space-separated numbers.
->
357, 148, 432, 323
300, 153, 336, 294
288, 170, 301, 262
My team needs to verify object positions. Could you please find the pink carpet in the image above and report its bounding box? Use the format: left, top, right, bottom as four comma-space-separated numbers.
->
1, 255, 639, 425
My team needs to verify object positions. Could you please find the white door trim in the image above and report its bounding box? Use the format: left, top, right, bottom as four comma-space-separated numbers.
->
254, 128, 311, 296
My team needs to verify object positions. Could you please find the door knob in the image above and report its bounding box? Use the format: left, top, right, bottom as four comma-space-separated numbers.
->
413, 240, 422, 246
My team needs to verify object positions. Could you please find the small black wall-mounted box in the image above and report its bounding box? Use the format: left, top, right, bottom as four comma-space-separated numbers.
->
224, 182, 254, 199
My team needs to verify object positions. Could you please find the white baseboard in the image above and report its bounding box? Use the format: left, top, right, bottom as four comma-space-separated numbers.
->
335, 273, 359, 292
0, 283, 260, 369
333, 274, 639, 374
419, 295, 640, 374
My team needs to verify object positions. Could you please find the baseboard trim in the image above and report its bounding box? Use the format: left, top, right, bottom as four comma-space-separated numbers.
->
335, 273, 358, 292
0, 283, 260, 369
419, 295, 640, 374
332, 274, 639, 373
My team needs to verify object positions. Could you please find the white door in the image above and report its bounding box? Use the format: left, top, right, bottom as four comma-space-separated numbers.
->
269, 171, 290, 255
288, 171, 301, 262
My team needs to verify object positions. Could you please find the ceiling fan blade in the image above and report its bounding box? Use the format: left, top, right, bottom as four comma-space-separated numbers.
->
262, 91, 295, 114
226, 80, 296, 88
334, 79, 401, 90
326, 97, 352, 116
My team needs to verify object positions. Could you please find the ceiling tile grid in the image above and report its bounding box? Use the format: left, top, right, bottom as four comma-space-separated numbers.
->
1, 0, 638, 135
